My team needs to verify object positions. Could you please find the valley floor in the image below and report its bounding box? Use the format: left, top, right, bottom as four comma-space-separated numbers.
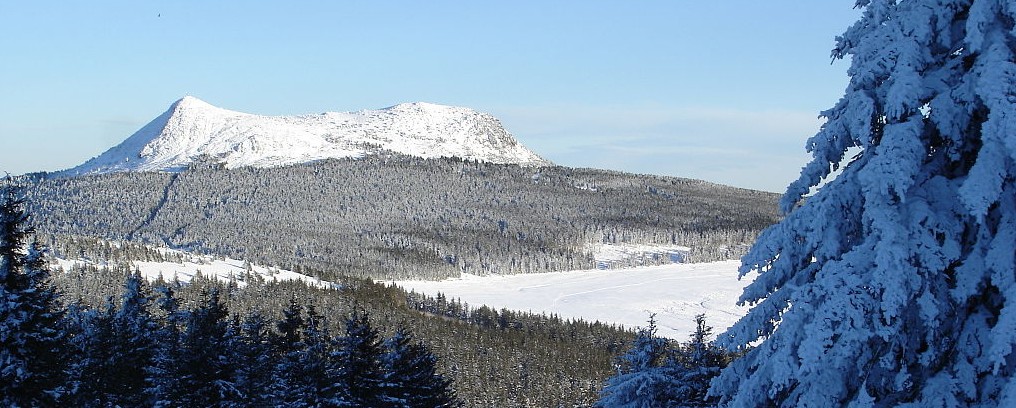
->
394, 260, 753, 339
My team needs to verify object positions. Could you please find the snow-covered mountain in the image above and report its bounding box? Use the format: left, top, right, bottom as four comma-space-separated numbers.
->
60, 96, 550, 176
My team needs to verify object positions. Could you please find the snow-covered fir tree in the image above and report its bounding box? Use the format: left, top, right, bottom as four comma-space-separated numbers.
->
597, 314, 731, 408
667, 314, 728, 407
287, 304, 336, 406
328, 310, 387, 406
232, 312, 275, 406
67, 302, 115, 406
381, 327, 462, 408
270, 298, 315, 406
596, 316, 676, 407
161, 289, 240, 406
69, 272, 158, 406
107, 272, 159, 404
0, 180, 69, 406
711, 1, 1016, 406
146, 283, 185, 403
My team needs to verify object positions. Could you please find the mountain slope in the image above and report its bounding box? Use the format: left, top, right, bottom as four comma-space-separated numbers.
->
28, 157, 781, 281
61, 96, 549, 176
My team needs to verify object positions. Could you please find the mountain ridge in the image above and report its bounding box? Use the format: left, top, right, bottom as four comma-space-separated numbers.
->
60, 96, 550, 176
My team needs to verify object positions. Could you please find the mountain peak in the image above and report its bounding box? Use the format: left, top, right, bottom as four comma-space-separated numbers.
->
172, 95, 214, 109
170, 96, 239, 117
59, 98, 550, 176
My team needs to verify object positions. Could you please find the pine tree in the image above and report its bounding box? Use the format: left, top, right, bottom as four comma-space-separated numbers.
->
270, 297, 310, 406
161, 288, 240, 406
63, 303, 95, 405
667, 314, 727, 407
108, 272, 159, 405
595, 316, 675, 407
711, 1, 1016, 406
273, 296, 304, 356
292, 305, 336, 407
148, 283, 184, 405
381, 327, 462, 408
0, 180, 69, 406
328, 310, 386, 407
67, 300, 116, 407
69, 275, 158, 407
233, 312, 276, 406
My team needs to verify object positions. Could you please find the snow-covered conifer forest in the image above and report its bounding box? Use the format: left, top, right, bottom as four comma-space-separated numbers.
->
25, 156, 779, 281
6, 0, 1015, 406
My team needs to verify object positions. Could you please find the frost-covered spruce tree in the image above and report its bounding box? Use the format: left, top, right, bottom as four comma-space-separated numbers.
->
69, 275, 158, 407
107, 272, 159, 405
668, 314, 728, 407
158, 289, 239, 406
328, 310, 386, 407
232, 312, 275, 406
712, 1, 1016, 406
147, 283, 184, 403
596, 316, 676, 407
381, 328, 462, 408
290, 305, 335, 406
0, 180, 68, 406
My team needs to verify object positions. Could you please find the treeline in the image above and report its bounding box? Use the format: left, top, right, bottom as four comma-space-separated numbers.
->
44, 234, 187, 265
405, 290, 631, 354
24, 155, 780, 280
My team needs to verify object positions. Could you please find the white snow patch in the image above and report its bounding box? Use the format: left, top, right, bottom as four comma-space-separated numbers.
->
52, 250, 337, 290
393, 260, 751, 339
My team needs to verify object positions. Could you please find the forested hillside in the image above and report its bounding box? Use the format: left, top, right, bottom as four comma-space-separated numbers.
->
26, 155, 779, 280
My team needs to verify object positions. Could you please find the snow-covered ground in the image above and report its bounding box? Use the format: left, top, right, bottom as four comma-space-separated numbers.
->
52, 251, 337, 290
394, 260, 753, 339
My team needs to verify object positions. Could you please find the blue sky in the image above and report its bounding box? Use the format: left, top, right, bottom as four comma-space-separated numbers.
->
1, 1, 859, 192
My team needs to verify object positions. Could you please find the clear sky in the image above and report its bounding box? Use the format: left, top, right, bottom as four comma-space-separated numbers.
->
1, 1, 860, 193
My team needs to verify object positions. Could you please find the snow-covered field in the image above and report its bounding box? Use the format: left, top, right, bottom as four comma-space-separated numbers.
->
395, 260, 753, 339
53, 252, 337, 289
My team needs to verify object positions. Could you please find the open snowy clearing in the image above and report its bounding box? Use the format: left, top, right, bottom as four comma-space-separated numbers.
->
394, 260, 754, 339
53, 252, 337, 290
